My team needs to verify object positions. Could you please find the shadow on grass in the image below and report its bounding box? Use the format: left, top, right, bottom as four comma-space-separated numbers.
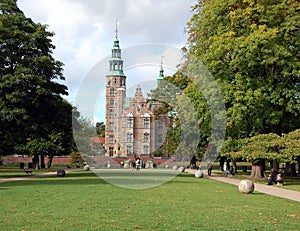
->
1, 171, 109, 187
0, 170, 201, 189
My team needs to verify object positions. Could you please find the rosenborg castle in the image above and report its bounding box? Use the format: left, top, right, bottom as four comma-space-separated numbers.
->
104, 31, 169, 157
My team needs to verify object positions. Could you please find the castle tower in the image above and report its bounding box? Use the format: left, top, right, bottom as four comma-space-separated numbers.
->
105, 22, 126, 156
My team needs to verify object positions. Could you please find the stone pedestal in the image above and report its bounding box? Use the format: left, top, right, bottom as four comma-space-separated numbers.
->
178, 167, 186, 172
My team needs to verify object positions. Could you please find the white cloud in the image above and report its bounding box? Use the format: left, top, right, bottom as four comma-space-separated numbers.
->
17, 0, 195, 120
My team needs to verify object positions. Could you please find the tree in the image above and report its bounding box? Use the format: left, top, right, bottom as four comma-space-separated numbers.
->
0, 0, 72, 167
185, 0, 300, 176
282, 129, 300, 176
224, 130, 300, 177
95, 122, 105, 137
72, 107, 105, 161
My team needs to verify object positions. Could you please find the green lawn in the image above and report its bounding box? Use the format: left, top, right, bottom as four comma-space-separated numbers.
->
0, 171, 299, 231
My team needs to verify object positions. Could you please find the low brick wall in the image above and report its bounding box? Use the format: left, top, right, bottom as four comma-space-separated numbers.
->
2, 155, 174, 167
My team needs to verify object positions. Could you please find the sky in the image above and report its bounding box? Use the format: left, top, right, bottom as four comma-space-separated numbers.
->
17, 0, 196, 122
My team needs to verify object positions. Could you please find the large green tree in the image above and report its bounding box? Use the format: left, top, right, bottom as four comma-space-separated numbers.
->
185, 0, 300, 175
0, 0, 72, 168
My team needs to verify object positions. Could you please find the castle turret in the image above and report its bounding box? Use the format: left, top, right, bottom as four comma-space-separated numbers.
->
105, 21, 126, 156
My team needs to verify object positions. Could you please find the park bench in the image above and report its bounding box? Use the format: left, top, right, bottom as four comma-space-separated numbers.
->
23, 168, 33, 175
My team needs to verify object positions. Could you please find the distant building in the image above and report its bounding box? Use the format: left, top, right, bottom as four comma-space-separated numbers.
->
104, 29, 168, 157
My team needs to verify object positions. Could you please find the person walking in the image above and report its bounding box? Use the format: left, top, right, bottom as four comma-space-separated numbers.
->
207, 161, 213, 176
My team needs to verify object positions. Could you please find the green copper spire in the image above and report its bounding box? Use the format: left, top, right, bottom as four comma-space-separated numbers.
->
158, 66, 164, 78
157, 55, 164, 82
107, 20, 125, 77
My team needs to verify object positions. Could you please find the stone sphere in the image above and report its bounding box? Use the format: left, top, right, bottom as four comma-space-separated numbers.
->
173, 165, 178, 170
178, 166, 186, 172
238, 179, 254, 194
83, 165, 90, 171
195, 170, 204, 178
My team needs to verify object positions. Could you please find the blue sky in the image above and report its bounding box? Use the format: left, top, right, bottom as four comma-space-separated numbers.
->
18, 0, 195, 122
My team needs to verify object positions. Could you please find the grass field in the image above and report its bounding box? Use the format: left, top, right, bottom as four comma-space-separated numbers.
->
0, 170, 299, 231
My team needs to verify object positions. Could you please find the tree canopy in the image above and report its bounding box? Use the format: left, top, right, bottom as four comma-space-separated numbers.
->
186, 0, 300, 141
0, 0, 72, 161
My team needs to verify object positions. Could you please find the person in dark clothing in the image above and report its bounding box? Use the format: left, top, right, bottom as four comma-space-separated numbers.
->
207, 161, 213, 176
267, 168, 278, 185
190, 155, 197, 169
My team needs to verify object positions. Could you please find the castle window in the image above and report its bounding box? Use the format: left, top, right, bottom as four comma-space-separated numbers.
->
155, 134, 163, 145
110, 88, 115, 96
110, 99, 114, 107
114, 78, 117, 84
109, 136, 114, 144
144, 118, 150, 128
109, 147, 114, 156
156, 120, 163, 130
109, 109, 114, 118
126, 145, 132, 155
109, 122, 114, 131
127, 118, 133, 128
127, 133, 133, 142
143, 133, 149, 142
143, 145, 149, 155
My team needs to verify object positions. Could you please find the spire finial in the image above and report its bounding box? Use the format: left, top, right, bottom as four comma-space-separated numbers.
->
159, 54, 164, 78
115, 19, 119, 38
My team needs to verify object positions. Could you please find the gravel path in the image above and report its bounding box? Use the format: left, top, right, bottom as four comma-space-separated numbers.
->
186, 169, 300, 202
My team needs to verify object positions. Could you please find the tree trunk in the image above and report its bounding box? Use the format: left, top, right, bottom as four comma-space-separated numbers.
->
40, 154, 45, 169
231, 158, 237, 174
47, 155, 53, 168
219, 157, 225, 171
285, 162, 296, 176
32, 154, 40, 170
272, 160, 279, 171
250, 159, 265, 178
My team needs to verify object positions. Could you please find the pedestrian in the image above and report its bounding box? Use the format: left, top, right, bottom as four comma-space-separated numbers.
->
267, 168, 277, 185
135, 157, 141, 171
207, 161, 213, 176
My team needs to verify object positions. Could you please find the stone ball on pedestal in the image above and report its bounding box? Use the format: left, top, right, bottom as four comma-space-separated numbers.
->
195, 169, 204, 178
238, 179, 254, 194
